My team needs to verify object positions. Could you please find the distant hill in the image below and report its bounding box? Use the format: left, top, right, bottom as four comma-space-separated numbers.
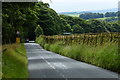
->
59, 8, 118, 14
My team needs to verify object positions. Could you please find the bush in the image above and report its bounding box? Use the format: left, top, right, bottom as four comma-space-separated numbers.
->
44, 43, 50, 50
35, 36, 46, 47
49, 41, 63, 53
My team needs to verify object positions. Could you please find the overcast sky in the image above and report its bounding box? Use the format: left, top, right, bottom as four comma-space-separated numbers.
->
42, 0, 119, 12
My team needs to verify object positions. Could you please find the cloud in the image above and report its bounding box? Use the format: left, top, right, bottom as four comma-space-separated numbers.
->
42, 0, 119, 12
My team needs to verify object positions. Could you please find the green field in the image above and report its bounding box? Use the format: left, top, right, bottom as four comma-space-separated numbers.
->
64, 14, 80, 17
2, 43, 28, 78
62, 13, 118, 22
96, 17, 118, 20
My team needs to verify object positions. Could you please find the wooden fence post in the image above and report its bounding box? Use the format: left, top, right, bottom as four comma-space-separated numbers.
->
95, 34, 98, 47
83, 33, 86, 44
100, 33, 103, 45
110, 32, 113, 42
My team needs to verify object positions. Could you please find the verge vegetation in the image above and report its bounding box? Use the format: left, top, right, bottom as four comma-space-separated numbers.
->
2, 43, 28, 78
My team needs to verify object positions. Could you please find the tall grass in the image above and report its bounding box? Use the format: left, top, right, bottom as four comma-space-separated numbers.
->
2, 43, 28, 78
36, 37, 119, 73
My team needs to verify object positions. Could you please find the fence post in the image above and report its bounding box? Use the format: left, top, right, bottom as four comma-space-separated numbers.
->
96, 34, 98, 46
110, 32, 113, 42
100, 33, 103, 45
83, 33, 86, 44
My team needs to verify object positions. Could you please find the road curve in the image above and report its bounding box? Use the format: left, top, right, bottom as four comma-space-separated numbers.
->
25, 43, 119, 80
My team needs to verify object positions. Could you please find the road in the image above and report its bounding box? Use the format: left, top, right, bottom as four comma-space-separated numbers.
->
25, 43, 119, 80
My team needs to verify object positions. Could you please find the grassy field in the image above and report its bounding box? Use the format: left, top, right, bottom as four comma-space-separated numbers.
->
62, 13, 117, 22
2, 43, 28, 79
36, 34, 120, 73
62, 13, 113, 18
63, 14, 80, 17
96, 17, 110, 20
96, 17, 118, 20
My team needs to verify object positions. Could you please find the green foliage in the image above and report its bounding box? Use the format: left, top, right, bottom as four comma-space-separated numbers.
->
106, 22, 120, 32
96, 17, 118, 22
49, 42, 62, 53
2, 2, 38, 44
59, 15, 120, 33
3, 2, 120, 44
89, 19, 107, 33
79, 12, 117, 20
64, 24, 72, 33
44, 43, 50, 50
105, 17, 118, 22
2, 44, 28, 78
35, 25, 43, 37
36, 2, 64, 35
60, 15, 87, 33
2, 2, 65, 44
73, 24, 84, 33
80, 13, 104, 19
35, 36, 46, 47
105, 12, 117, 17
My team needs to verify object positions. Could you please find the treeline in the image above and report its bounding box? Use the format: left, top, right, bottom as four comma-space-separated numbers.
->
2, 2, 64, 44
60, 15, 120, 33
80, 12, 118, 19
3, 2, 38, 44
80, 13, 104, 19
105, 17, 118, 22
105, 12, 117, 17
2, 2, 120, 44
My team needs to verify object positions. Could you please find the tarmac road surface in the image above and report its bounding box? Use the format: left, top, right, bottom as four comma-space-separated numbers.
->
25, 43, 119, 80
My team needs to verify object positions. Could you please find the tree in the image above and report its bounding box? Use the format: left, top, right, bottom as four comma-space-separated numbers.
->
64, 24, 72, 33
35, 25, 43, 37
110, 23, 120, 32
36, 2, 64, 35
2, 2, 119, 44
105, 12, 117, 17
89, 19, 107, 33
73, 24, 84, 33
80, 13, 104, 19
2, 2, 38, 43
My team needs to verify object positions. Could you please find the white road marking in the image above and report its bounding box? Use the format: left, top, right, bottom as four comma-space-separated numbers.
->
40, 56, 67, 78
41, 56, 56, 70
53, 63, 67, 69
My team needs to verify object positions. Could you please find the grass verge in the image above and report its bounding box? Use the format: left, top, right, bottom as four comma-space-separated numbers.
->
2, 43, 28, 79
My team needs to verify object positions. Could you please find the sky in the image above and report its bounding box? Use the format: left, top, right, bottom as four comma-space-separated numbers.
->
41, 0, 119, 12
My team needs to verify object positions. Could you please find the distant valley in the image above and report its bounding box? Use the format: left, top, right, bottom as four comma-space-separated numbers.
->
58, 8, 118, 14
58, 8, 118, 22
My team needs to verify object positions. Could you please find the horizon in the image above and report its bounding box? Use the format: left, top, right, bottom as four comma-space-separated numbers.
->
57, 8, 118, 13
42, 0, 119, 13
